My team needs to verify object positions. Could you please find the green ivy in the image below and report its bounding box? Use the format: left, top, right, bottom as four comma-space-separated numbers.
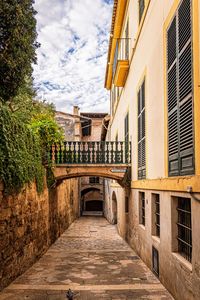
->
0, 105, 44, 194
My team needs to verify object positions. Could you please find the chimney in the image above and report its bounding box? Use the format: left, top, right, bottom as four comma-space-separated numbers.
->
73, 105, 80, 116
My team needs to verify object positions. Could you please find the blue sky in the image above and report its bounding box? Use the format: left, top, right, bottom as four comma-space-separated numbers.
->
33, 0, 113, 114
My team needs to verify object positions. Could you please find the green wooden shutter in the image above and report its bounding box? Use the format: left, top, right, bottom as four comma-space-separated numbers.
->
125, 20, 129, 60
139, 0, 145, 23
124, 112, 129, 143
167, 15, 179, 176
178, 0, 194, 175
138, 80, 146, 179
167, 0, 194, 176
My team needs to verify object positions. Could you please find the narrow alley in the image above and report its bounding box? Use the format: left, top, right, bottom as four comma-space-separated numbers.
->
0, 217, 173, 300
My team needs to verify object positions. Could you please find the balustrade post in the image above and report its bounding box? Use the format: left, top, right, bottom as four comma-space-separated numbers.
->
68, 142, 72, 163
73, 142, 76, 163
63, 142, 67, 163
115, 141, 118, 163
102, 141, 106, 163
59, 143, 63, 163
51, 144, 55, 164
82, 142, 86, 163
120, 142, 123, 164
106, 142, 109, 164
92, 142, 95, 163
96, 142, 100, 163
54, 144, 58, 164
111, 142, 114, 163
78, 142, 81, 163
86, 142, 90, 164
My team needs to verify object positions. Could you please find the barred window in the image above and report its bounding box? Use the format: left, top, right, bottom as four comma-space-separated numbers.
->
152, 194, 161, 237
152, 247, 159, 277
89, 177, 100, 184
177, 197, 192, 262
139, 192, 145, 226
155, 194, 160, 237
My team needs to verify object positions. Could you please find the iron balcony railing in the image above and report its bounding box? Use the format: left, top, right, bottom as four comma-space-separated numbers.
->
113, 38, 131, 80
49, 141, 131, 165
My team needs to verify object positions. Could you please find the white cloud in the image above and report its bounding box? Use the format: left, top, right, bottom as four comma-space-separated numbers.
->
33, 0, 113, 114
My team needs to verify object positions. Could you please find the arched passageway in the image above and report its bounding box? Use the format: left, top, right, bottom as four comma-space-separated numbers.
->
85, 200, 103, 211
81, 187, 103, 216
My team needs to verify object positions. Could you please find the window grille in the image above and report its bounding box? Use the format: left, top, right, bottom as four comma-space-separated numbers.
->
177, 197, 192, 262
89, 177, 100, 184
167, 0, 194, 176
139, 192, 145, 226
139, 0, 145, 23
155, 194, 160, 237
152, 247, 159, 277
138, 80, 146, 179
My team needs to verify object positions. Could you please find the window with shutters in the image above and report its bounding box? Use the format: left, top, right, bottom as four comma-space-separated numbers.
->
138, 0, 145, 23
167, 0, 194, 177
124, 112, 129, 159
125, 20, 129, 60
139, 192, 145, 226
151, 193, 160, 238
138, 80, 146, 179
111, 86, 120, 116
124, 112, 129, 143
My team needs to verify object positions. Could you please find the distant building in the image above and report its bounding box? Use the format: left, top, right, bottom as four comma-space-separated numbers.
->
55, 107, 109, 216
79, 112, 108, 216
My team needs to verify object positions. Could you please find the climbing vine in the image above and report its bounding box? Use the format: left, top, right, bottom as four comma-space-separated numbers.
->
0, 105, 44, 194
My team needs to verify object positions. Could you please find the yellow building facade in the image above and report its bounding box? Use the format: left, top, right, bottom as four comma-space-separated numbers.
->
104, 0, 200, 299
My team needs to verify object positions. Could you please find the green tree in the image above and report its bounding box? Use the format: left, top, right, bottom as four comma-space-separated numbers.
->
0, 0, 39, 105
30, 112, 64, 151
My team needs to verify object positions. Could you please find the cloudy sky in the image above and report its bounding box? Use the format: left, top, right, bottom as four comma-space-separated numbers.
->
33, 0, 113, 114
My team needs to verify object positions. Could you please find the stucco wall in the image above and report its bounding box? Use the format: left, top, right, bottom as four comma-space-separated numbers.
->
127, 189, 200, 300
109, 0, 182, 181
106, 1, 200, 299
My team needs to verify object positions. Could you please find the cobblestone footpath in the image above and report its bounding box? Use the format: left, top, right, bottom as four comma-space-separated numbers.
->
0, 217, 173, 299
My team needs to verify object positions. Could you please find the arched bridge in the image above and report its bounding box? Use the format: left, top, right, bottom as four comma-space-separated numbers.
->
49, 141, 131, 187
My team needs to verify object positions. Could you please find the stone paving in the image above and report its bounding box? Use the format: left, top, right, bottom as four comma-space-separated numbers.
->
0, 217, 173, 299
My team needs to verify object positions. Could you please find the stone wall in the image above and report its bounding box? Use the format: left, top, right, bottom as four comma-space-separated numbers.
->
49, 178, 79, 244
0, 177, 79, 290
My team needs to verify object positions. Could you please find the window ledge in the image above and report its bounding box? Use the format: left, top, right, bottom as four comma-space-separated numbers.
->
172, 252, 192, 272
